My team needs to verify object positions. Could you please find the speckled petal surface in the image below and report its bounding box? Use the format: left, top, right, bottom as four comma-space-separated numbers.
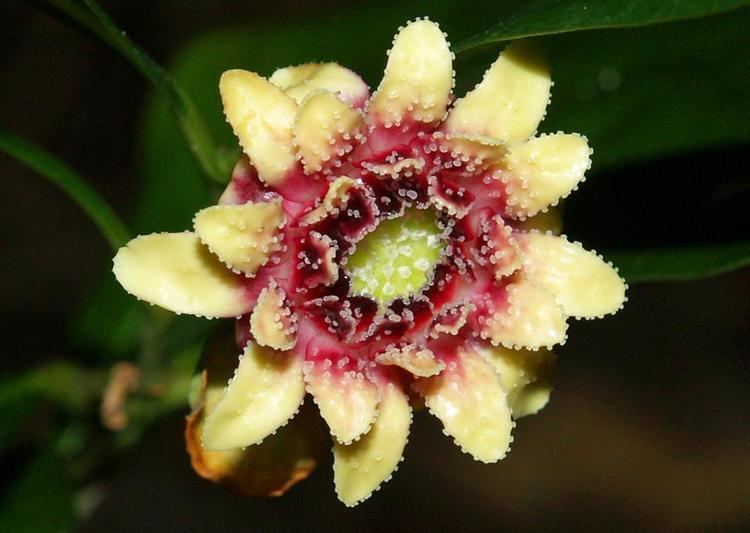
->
481, 277, 568, 349
446, 40, 550, 143
193, 201, 285, 276
304, 359, 379, 444
293, 91, 364, 175
505, 133, 592, 218
220, 70, 298, 185
113, 232, 252, 318
333, 382, 411, 506
414, 347, 512, 463
369, 19, 453, 126
519, 232, 626, 318
270, 63, 369, 107
202, 342, 305, 450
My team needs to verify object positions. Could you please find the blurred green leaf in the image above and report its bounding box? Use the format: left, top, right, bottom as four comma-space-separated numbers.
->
0, 363, 106, 451
610, 242, 750, 283
0, 449, 75, 532
0, 129, 130, 251
453, 0, 750, 51
70, 279, 147, 359
36, 0, 230, 184
540, 10, 750, 169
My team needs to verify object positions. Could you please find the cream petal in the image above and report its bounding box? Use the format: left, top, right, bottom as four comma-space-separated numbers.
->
112, 232, 251, 318
518, 232, 627, 318
293, 91, 364, 175
375, 344, 444, 377
250, 281, 297, 350
304, 359, 379, 444
369, 19, 453, 126
477, 345, 555, 418
446, 40, 550, 143
333, 382, 411, 506
220, 69, 298, 185
202, 342, 305, 450
505, 133, 592, 218
414, 347, 513, 463
511, 381, 552, 418
481, 277, 568, 349
270, 63, 369, 107
193, 200, 285, 277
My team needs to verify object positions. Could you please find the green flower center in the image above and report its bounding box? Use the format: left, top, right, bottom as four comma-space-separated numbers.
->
347, 208, 444, 304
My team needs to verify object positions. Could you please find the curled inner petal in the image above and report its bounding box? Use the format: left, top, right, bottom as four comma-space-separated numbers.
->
375, 343, 444, 377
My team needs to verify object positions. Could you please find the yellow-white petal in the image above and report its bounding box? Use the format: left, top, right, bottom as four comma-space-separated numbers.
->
113, 232, 251, 318
333, 383, 411, 506
293, 91, 364, 175
414, 347, 512, 463
270, 63, 369, 107
369, 19, 453, 125
481, 277, 568, 349
202, 342, 305, 450
478, 345, 555, 418
193, 201, 285, 277
220, 69, 298, 185
518, 232, 626, 318
304, 360, 379, 444
505, 133, 592, 218
445, 40, 550, 143
511, 381, 552, 418
250, 281, 297, 350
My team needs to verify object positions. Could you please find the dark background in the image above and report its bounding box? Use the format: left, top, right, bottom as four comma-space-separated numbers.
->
1, 1, 749, 530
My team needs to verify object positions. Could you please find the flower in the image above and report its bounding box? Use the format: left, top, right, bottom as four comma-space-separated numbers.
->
113, 19, 626, 506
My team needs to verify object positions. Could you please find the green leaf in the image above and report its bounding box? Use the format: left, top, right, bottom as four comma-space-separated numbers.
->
0, 128, 130, 251
36, 0, 230, 184
454, 0, 750, 51
540, 9, 750, 169
0, 449, 75, 533
609, 242, 750, 283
